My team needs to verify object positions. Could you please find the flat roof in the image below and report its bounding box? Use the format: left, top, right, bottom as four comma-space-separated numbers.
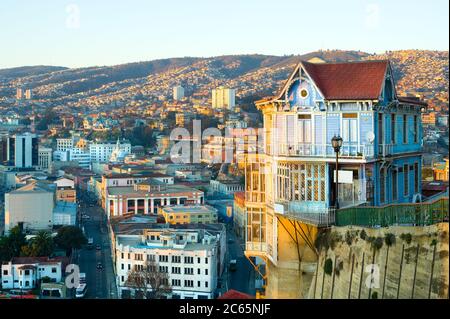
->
107, 184, 203, 197
161, 205, 217, 214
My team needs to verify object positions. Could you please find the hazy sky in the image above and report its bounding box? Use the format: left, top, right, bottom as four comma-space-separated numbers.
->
0, 0, 448, 69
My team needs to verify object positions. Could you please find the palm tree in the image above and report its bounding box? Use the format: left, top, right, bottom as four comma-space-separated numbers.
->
30, 231, 54, 257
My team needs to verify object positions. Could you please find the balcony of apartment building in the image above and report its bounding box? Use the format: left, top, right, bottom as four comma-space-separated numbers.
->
267, 143, 375, 160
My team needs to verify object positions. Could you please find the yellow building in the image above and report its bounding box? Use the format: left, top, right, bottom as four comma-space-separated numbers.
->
158, 205, 218, 225
433, 158, 449, 182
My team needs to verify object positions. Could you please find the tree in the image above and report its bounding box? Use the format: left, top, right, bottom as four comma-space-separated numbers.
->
0, 226, 27, 263
54, 226, 87, 256
125, 260, 172, 299
22, 231, 54, 257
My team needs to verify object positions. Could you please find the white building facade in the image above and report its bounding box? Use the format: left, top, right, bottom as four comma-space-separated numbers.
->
115, 229, 218, 299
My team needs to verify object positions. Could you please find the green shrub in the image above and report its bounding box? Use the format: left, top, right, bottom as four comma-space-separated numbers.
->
324, 258, 333, 276
360, 229, 367, 240
431, 239, 438, 246
371, 291, 378, 299
371, 237, 383, 251
384, 233, 396, 247
400, 233, 412, 244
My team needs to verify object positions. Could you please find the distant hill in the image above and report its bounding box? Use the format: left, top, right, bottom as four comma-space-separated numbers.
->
0, 66, 68, 80
0, 50, 447, 108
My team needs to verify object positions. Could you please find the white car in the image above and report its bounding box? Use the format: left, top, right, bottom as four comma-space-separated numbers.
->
82, 214, 90, 220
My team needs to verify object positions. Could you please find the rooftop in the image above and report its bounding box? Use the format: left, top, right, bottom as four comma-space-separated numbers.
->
107, 184, 203, 197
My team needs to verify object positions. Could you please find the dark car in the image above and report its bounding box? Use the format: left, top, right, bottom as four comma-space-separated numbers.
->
96, 244, 101, 250
96, 262, 103, 270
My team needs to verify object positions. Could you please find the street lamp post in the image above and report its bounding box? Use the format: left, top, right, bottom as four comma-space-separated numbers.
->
331, 135, 343, 210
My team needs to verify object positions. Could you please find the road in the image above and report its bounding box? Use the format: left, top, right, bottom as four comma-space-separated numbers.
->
223, 226, 256, 296
74, 194, 117, 299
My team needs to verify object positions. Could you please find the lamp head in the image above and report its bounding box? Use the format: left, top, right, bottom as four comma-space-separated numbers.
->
331, 135, 343, 153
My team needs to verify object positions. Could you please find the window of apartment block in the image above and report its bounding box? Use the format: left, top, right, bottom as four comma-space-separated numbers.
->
121, 253, 124, 259
197, 268, 200, 275
197, 257, 201, 264
159, 255, 168, 263
391, 114, 396, 144
205, 269, 208, 275
3, 270, 7, 275
197, 281, 201, 287
205, 257, 208, 264
172, 279, 181, 287
184, 268, 194, 275
172, 267, 181, 274
147, 254, 155, 262
184, 256, 194, 264
121, 264, 124, 270
172, 256, 181, 263
184, 280, 194, 287
404, 164, 409, 196
403, 115, 408, 144
205, 281, 208, 288
52, 268, 57, 273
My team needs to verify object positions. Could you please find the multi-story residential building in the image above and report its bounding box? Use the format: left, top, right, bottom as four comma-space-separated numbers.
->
38, 147, 53, 172
233, 192, 246, 239
210, 179, 244, 196
173, 85, 185, 101
6, 133, 39, 168
433, 158, 449, 182
104, 179, 204, 218
68, 148, 91, 169
4, 182, 56, 233
212, 87, 236, 110
158, 205, 218, 225
54, 177, 76, 203
115, 228, 219, 299
56, 138, 74, 152
1, 256, 68, 290
89, 139, 131, 163
244, 60, 428, 298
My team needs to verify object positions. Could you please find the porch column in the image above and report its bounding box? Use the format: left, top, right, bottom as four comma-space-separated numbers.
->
144, 198, 149, 215
134, 199, 138, 215
150, 198, 154, 214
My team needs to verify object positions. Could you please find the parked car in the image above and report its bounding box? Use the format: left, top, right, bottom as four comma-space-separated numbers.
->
96, 244, 101, 250
229, 259, 237, 272
96, 263, 103, 270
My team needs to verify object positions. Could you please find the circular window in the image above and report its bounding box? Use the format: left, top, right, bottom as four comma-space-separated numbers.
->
300, 88, 309, 99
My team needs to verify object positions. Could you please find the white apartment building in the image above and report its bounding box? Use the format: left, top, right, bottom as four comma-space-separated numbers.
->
90, 140, 131, 163
212, 87, 236, 110
1, 257, 66, 290
173, 86, 185, 101
38, 147, 53, 172
56, 138, 74, 152
68, 148, 91, 169
7, 133, 39, 168
115, 228, 218, 299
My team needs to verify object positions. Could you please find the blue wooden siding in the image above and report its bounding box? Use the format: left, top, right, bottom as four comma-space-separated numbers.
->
314, 115, 323, 145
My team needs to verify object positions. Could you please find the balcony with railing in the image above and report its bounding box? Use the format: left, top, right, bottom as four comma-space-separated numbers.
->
267, 143, 375, 159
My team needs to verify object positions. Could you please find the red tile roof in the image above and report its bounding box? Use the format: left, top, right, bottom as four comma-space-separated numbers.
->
218, 289, 254, 299
301, 60, 389, 100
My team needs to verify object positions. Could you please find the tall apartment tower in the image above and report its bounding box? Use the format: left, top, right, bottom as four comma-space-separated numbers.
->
16, 88, 23, 100
7, 133, 39, 168
212, 87, 236, 110
25, 89, 32, 100
173, 85, 185, 101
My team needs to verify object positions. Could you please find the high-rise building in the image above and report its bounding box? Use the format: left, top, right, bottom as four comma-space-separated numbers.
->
173, 85, 185, 101
0, 134, 8, 163
25, 89, 32, 100
212, 87, 236, 110
38, 147, 53, 172
16, 88, 23, 100
7, 133, 39, 168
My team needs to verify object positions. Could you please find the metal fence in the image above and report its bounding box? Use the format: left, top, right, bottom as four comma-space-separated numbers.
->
335, 197, 449, 227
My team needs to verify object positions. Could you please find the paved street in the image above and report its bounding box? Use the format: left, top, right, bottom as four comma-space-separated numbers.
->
224, 226, 256, 296
75, 195, 116, 299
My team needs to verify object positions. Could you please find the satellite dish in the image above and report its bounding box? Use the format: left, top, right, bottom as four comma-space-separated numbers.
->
367, 132, 375, 143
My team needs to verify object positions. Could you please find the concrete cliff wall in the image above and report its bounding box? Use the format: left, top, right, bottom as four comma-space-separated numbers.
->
307, 223, 449, 299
